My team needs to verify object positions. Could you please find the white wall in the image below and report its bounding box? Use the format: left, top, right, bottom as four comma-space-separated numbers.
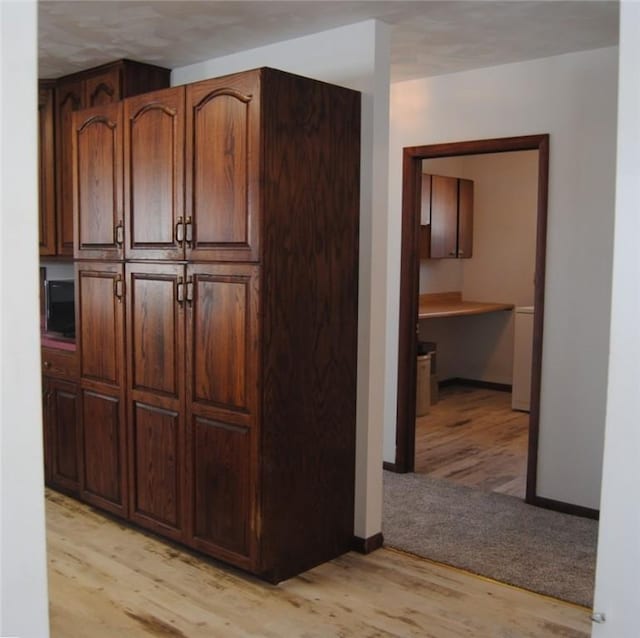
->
174, 20, 391, 539
387, 47, 618, 510
419, 151, 537, 385
0, 1, 50, 636
593, 3, 640, 635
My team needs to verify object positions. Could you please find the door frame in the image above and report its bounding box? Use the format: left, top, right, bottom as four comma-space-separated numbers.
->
393, 134, 549, 504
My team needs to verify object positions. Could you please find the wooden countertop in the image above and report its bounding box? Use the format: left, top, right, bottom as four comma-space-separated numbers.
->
418, 292, 514, 319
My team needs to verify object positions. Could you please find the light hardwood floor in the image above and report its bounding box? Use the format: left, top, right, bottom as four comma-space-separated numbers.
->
46, 490, 591, 637
415, 385, 529, 497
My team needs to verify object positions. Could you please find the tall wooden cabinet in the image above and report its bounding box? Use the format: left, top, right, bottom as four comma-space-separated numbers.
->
72, 67, 360, 582
38, 59, 170, 257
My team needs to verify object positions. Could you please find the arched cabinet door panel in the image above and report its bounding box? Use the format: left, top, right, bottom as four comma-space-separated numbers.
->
185, 71, 261, 262
124, 87, 186, 260
73, 103, 124, 260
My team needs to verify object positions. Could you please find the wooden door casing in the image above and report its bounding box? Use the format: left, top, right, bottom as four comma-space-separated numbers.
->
185, 70, 261, 262
126, 262, 186, 539
185, 263, 260, 565
73, 103, 124, 260
56, 78, 85, 256
124, 87, 186, 260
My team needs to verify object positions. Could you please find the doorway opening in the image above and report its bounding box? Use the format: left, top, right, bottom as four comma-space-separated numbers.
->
393, 134, 549, 505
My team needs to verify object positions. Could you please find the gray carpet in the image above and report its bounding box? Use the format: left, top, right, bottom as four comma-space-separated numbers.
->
383, 471, 597, 607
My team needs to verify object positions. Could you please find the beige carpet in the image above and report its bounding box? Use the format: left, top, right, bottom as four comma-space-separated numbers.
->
382, 471, 597, 607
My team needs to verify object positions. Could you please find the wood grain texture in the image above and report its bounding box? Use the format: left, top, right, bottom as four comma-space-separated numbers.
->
185, 70, 261, 261
39, 80, 56, 256
124, 87, 185, 260
458, 178, 474, 258
185, 263, 259, 570
430, 175, 458, 258
47, 377, 81, 495
73, 103, 124, 260
125, 262, 186, 540
46, 489, 591, 638
415, 385, 529, 497
418, 291, 514, 319
260, 68, 360, 581
56, 77, 84, 256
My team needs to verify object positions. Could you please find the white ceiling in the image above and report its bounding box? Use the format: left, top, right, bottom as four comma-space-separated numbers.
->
38, 1, 619, 82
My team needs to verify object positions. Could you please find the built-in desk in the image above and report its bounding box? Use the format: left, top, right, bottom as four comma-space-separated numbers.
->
418, 291, 514, 319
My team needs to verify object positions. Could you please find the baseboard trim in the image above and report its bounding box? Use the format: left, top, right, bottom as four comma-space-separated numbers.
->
529, 495, 599, 520
383, 461, 398, 472
439, 377, 512, 393
352, 532, 384, 554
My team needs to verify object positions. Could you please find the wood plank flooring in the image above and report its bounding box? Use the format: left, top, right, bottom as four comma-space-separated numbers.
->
415, 385, 529, 497
46, 490, 591, 638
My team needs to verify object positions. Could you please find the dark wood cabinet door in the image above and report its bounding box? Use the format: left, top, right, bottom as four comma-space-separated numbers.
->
48, 377, 81, 495
185, 71, 261, 262
56, 78, 85, 256
430, 175, 459, 259
124, 87, 185, 260
85, 68, 121, 107
39, 81, 56, 256
76, 262, 125, 389
419, 174, 431, 259
73, 102, 124, 260
42, 378, 53, 485
190, 417, 251, 560
80, 387, 127, 515
185, 263, 259, 564
126, 263, 186, 539
458, 178, 474, 259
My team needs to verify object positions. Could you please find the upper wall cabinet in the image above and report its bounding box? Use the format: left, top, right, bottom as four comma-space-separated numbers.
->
39, 80, 56, 256
41, 59, 170, 258
87, 71, 260, 262
73, 103, 124, 261
420, 173, 474, 259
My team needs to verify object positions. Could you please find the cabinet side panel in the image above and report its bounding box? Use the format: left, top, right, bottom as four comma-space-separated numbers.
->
458, 178, 474, 259
260, 70, 360, 580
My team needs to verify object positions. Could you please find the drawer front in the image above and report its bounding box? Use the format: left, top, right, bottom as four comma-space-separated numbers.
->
42, 347, 79, 380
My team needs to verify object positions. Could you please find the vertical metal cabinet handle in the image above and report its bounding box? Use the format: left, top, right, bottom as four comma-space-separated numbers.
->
115, 221, 124, 246
175, 217, 185, 244
185, 217, 193, 245
114, 275, 124, 301
186, 278, 194, 303
176, 278, 185, 304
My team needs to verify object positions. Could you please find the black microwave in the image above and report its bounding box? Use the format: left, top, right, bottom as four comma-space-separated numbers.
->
46, 279, 75, 337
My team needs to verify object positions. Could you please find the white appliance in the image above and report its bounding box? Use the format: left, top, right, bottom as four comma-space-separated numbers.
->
512, 306, 534, 411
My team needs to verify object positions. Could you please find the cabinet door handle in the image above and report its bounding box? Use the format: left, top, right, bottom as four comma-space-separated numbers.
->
448, 250, 457, 257
114, 275, 124, 301
43, 361, 51, 370
115, 221, 124, 246
176, 278, 185, 304
458, 249, 464, 257
185, 217, 193, 245
186, 278, 194, 303
175, 217, 185, 244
